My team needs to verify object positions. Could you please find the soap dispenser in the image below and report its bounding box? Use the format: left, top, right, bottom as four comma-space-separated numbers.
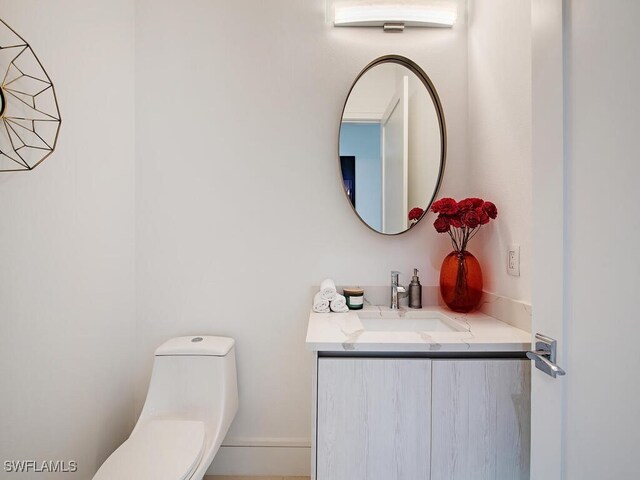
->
409, 268, 422, 309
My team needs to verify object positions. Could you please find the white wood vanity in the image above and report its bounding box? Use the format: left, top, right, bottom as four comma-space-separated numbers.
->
306, 306, 532, 480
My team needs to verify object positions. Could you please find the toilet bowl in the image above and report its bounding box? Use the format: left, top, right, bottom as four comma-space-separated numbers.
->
93, 336, 239, 480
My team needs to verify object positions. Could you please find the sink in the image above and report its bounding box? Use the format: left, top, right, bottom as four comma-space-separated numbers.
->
356, 310, 468, 333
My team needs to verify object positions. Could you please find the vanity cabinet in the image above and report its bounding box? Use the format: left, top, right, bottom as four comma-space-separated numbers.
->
431, 360, 530, 479
316, 358, 432, 480
314, 357, 530, 480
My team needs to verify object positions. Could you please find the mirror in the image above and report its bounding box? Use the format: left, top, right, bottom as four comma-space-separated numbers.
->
338, 55, 446, 235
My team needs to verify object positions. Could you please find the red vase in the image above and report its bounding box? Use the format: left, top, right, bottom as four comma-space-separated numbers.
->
440, 250, 483, 313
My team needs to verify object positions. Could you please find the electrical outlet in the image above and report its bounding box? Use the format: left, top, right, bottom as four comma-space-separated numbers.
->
507, 244, 520, 276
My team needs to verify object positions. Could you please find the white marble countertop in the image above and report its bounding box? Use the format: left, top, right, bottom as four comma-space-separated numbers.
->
305, 305, 532, 353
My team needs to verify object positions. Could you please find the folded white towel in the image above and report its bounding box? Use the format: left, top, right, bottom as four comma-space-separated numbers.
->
313, 292, 330, 313
331, 293, 347, 309
330, 294, 349, 313
319, 278, 338, 301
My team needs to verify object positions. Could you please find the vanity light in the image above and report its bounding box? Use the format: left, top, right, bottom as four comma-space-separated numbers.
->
333, 1, 457, 32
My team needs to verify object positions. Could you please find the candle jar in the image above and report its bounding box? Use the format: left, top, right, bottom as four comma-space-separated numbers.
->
343, 287, 364, 310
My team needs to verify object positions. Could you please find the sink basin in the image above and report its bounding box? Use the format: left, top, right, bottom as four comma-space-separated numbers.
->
356, 310, 468, 333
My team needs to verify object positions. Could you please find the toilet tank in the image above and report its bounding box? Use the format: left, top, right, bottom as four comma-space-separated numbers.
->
135, 336, 238, 447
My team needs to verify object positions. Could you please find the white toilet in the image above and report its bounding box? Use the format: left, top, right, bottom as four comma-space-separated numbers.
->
93, 335, 239, 480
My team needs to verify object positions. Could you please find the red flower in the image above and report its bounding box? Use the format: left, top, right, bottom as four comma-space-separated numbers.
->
458, 197, 483, 212
482, 201, 498, 219
476, 207, 490, 225
462, 210, 480, 228
408, 207, 424, 221
433, 216, 451, 233
432, 197, 498, 249
446, 214, 463, 228
431, 198, 458, 215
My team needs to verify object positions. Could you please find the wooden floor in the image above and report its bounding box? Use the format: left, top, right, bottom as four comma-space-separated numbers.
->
205, 477, 310, 480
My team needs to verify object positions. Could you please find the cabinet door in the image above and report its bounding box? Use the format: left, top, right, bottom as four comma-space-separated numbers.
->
316, 358, 431, 480
431, 360, 531, 480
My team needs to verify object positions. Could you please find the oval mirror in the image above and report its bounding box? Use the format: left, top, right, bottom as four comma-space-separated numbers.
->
338, 55, 446, 235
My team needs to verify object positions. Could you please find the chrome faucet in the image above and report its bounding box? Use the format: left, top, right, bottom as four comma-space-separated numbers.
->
390, 271, 407, 310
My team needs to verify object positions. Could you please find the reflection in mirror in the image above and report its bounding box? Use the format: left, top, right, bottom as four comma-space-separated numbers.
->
339, 57, 445, 235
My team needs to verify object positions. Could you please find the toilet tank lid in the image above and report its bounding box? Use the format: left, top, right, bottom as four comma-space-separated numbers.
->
155, 336, 235, 356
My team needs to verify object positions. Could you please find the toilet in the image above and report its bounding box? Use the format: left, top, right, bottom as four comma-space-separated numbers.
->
93, 335, 238, 480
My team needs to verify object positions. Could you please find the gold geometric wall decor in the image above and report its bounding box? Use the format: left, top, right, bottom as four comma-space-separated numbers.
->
0, 18, 61, 172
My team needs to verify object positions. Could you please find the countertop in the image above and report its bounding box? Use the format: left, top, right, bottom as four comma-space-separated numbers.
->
305, 305, 532, 353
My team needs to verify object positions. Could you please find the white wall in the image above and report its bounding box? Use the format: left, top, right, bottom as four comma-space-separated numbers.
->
0, 1, 136, 479
0, 1, 475, 477
564, 1, 640, 477
135, 0, 468, 475
467, 0, 532, 304
6, 3, 637, 478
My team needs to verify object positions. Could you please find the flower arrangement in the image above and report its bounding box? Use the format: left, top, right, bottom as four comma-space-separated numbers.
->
408, 207, 424, 226
431, 197, 498, 252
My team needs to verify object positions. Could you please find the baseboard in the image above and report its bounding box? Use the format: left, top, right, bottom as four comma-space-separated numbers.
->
221, 437, 311, 448
207, 438, 311, 477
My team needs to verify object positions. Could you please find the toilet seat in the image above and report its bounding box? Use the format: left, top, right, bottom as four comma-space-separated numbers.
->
93, 420, 205, 480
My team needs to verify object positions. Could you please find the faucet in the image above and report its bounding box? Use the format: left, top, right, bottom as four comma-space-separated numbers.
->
390, 271, 407, 310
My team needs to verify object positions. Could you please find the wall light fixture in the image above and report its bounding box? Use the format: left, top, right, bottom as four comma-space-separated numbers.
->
334, 1, 457, 32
